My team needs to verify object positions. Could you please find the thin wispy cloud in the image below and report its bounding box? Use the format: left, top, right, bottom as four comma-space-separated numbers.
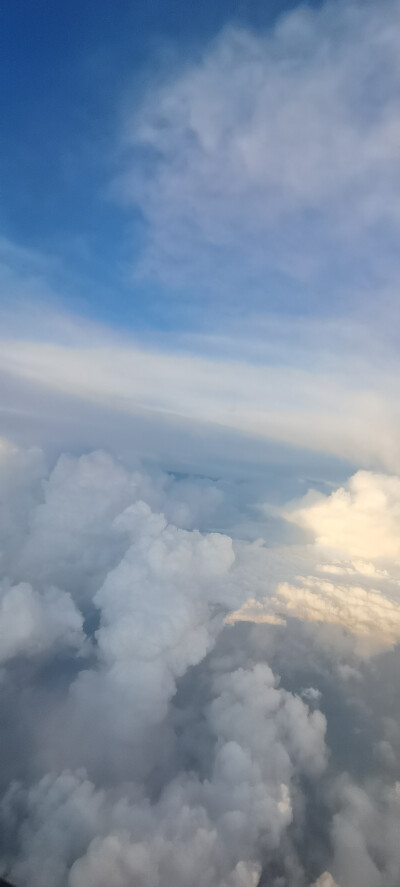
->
119, 0, 400, 318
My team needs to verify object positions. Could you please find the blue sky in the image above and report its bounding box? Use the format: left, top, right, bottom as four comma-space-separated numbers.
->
2, 0, 400, 479
1, 0, 320, 331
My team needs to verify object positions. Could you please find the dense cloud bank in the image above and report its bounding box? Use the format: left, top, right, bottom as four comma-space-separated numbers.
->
0, 441, 400, 886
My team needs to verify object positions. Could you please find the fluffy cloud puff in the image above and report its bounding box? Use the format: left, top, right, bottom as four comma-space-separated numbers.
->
0, 442, 330, 886
229, 471, 400, 656
0, 664, 326, 887
0, 580, 84, 664
2, 440, 400, 886
287, 471, 400, 561
325, 777, 400, 887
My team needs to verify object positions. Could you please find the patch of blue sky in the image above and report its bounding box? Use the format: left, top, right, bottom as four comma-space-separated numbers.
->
1, 0, 324, 335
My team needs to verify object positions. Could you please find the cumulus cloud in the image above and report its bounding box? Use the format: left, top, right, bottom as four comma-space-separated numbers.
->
226, 579, 400, 657
0, 442, 329, 886
0, 663, 327, 887
287, 471, 400, 561
274, 578, 400, 656
70, 501, 241, 751
325, 777, 400, 887
0, 580, 84, 664
229, 469, 400, 656
1, 442, 400, 886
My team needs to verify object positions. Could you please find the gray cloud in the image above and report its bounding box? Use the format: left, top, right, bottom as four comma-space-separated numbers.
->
0, 441, 399, 886
0, 442, 328, 886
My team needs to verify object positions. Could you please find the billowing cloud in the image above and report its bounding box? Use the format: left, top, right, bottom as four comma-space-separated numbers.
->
0, 442, 330, 886
229, 469, 400, 656
0, 442, 400, 885
326, 777, 400, 887
0, 580, 84, 664
0, 663, 326, 887
287, 471, 400, 561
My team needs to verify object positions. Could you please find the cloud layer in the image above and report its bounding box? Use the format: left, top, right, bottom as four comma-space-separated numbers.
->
0, 441, 329, 886
0, 441, 399, 885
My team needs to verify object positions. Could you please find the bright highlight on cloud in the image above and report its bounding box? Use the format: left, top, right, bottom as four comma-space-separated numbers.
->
229, 471, 400, 655
287, 471, 400, 561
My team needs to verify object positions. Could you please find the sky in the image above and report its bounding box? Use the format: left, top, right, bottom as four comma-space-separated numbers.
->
2, 1, 400, 886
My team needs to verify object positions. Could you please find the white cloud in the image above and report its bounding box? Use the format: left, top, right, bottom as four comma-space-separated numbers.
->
274, 578, 400, 655
327, 777, 400, 887
229, 468, 400, 655
225, 603, 284, 627
0, 580, 84, 664
120, 0, 400, 306
288, 471, 400, 560
3, 0, 400, 881
311, 873, 341, 887
70, 500, 240, 745
301, 687, 322, 705
226, 577, 400, 656
1, 664, 327, 887
2, 441, 400, 885
0, 441, 332, 886
2, 328, 400, 473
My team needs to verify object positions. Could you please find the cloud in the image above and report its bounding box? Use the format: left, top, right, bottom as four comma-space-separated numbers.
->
311, 874, 341, 887
287, 471, 400, 560
0, 441, 330, 886
0, 664, 327, 887
0, 580, 84, 665
3, 320, 400, 473
301, 688, 322, 705
326, 777, 400, 887
1, 442, 400, 885
4, 6, 400, 481
226, 579, 400, 657
229, 469, 400, 656
119, 0, 400, 310
225, 604, 285, 628
274, 578, 400, 656
3, 0, 400, 882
